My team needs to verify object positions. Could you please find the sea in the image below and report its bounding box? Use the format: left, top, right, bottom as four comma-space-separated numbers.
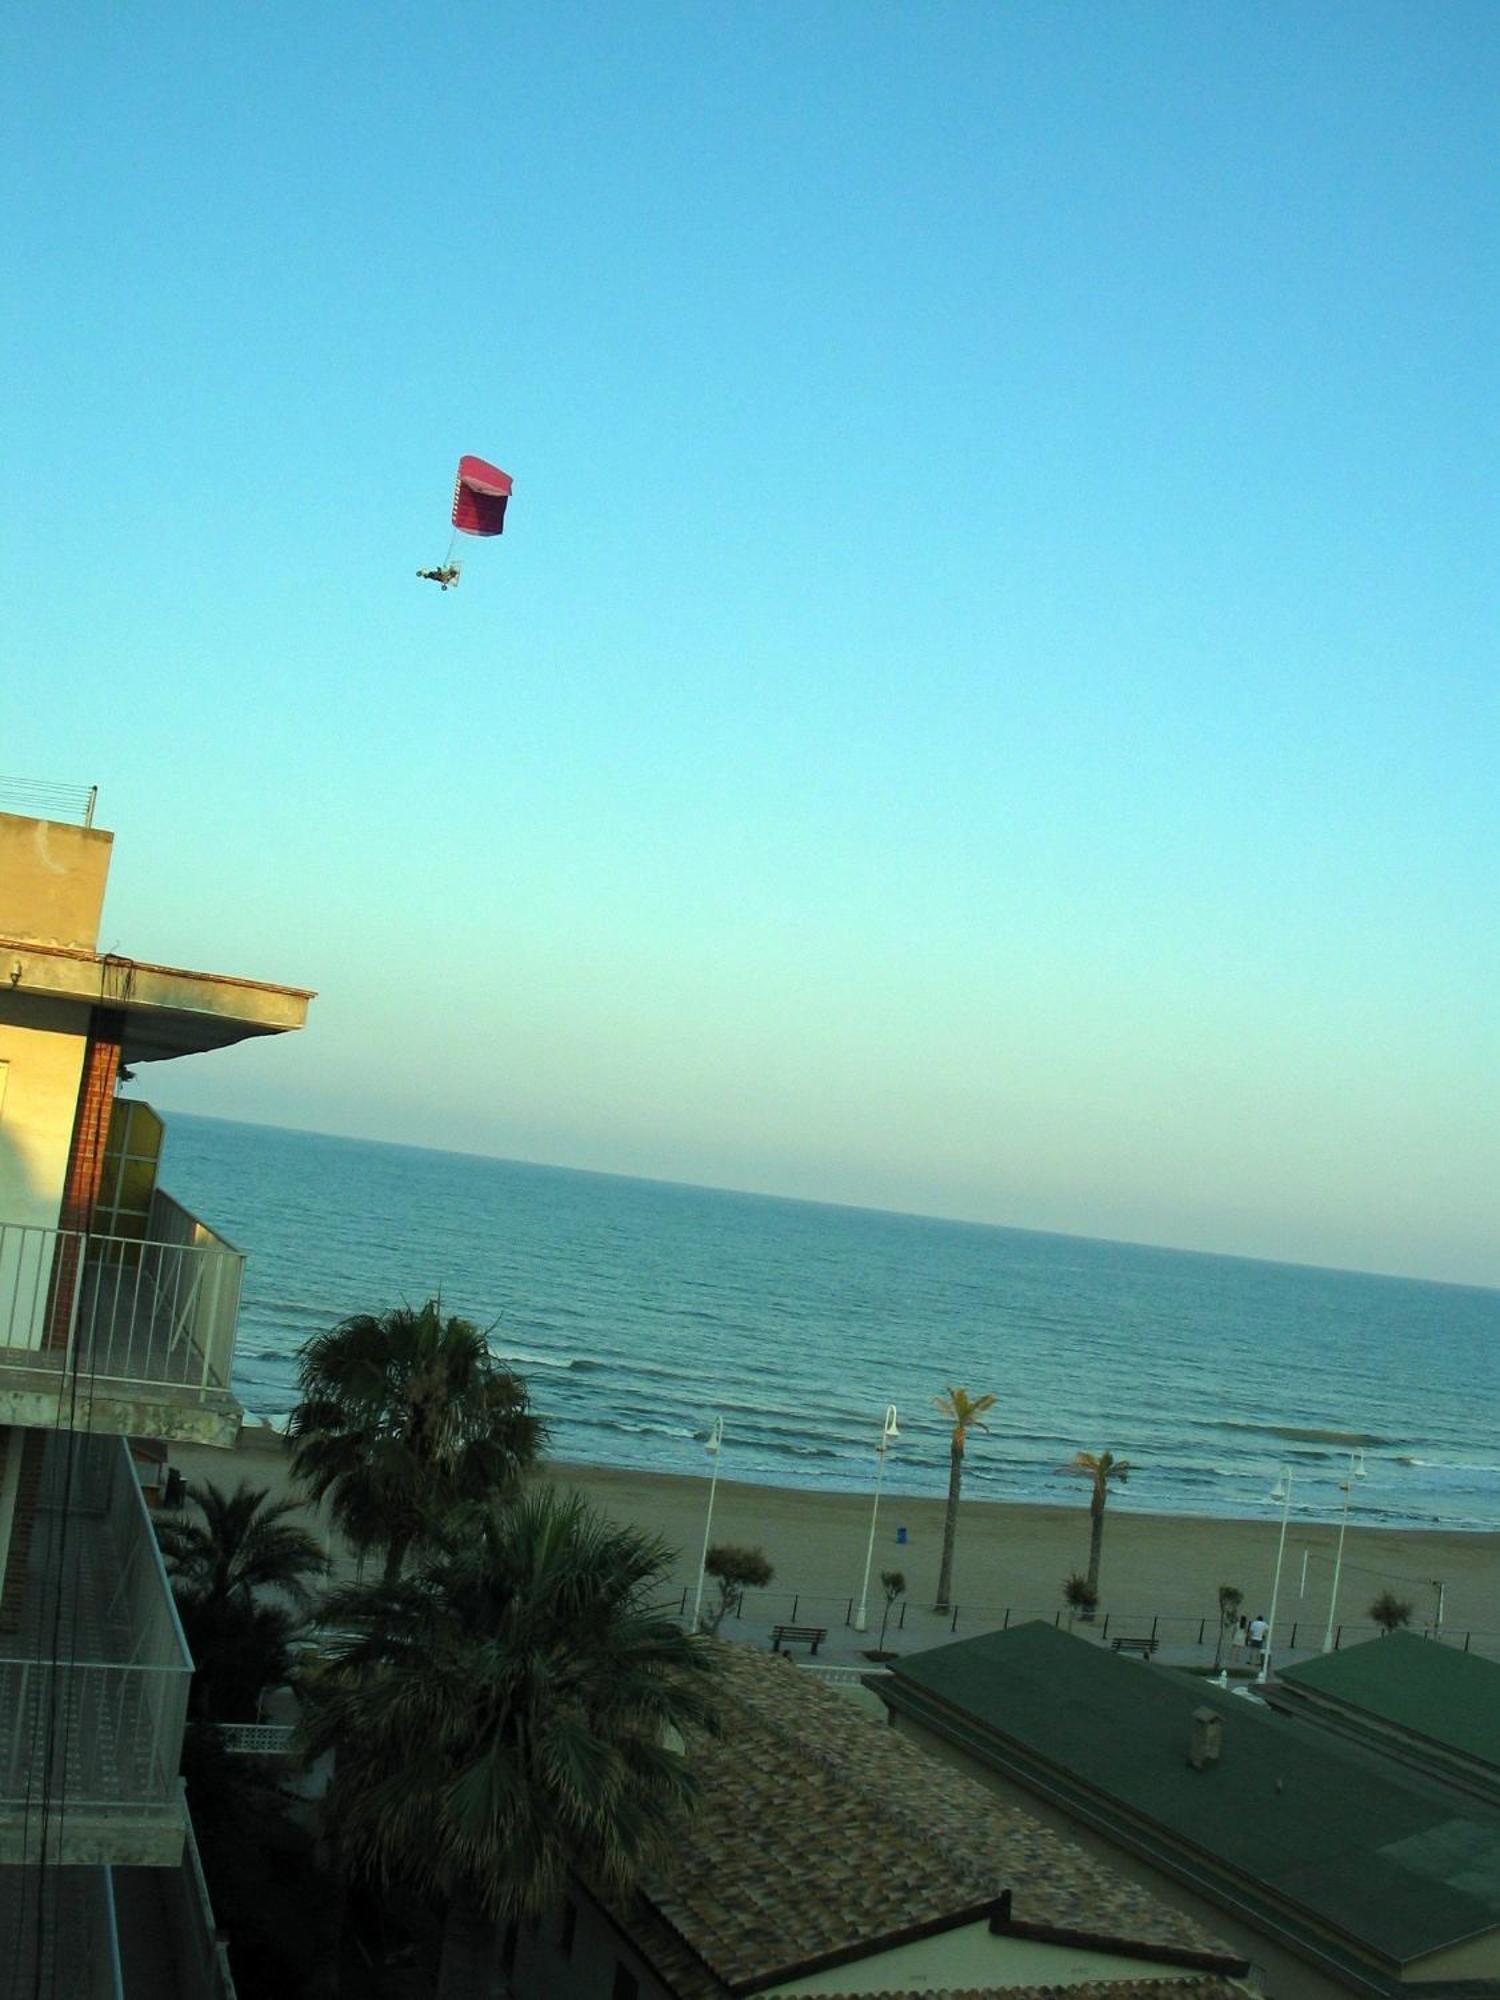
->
157, 1113, 1500, 1534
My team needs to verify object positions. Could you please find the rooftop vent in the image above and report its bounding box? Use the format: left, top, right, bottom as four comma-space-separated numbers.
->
1189, 1707, 1223, 1770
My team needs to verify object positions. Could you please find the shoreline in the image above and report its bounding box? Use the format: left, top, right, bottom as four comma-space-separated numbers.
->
219, 1424, 1499, 1641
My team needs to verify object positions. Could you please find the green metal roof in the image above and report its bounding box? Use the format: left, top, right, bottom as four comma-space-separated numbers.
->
1277, 1633, 1500, 1772
882, 1621, 1500, 1968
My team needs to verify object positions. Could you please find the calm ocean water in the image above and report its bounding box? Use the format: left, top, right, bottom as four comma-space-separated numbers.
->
157, 1113, 1500, 1532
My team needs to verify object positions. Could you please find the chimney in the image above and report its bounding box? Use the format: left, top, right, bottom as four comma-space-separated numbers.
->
1188, 1707, 1223, 1770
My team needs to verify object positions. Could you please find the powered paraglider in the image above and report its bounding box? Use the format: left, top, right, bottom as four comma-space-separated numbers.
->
418, 454, 512, 589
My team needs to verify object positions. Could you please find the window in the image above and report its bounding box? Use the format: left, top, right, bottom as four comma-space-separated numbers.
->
558, 1899, 577, 1959
610, 1966, 638, 2000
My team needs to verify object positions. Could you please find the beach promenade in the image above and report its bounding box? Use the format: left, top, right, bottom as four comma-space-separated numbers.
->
173, 1424, 1500, 1666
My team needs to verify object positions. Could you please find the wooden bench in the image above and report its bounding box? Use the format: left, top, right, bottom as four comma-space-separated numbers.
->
1111, 1634, 1159, 1658
770, 1624, 828, 1656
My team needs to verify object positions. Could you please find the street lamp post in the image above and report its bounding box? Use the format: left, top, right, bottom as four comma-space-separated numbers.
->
1322, 1448, 1367, 1652
854, 1404, 900, 1634
1259, 1465, 1294, 1684
690, 1415, 725, 1632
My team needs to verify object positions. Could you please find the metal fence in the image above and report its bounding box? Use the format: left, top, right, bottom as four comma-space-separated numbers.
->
0, 1199, 243, 1401
677, 1582, 1500, 1664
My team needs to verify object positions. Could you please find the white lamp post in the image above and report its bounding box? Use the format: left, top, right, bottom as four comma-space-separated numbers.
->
1259, 1465, 1294, 1684
854, 1404, 899, 1634
1322, 1448, 1367, 1652
690, 1415, 725, 1632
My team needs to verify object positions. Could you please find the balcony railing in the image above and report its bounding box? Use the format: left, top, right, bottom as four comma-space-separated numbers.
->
0, 1188, 244, 1406
0, 1434, 192, 1855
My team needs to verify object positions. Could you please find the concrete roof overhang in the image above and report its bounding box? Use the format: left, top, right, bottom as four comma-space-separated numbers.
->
0, 937, 315, 1062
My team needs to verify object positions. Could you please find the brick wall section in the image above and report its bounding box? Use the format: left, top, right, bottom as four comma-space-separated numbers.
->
43, 1006, 124, 1353
0, 1429, 50, 1633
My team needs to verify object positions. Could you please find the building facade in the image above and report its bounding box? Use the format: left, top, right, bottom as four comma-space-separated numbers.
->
872, 1621, 1500, 2000
0, 798, 312, 1996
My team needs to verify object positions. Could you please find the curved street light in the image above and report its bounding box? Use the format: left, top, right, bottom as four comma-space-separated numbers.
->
1322, 1448, 1367, 1652
854, 1404, 900, 1634
1259, 1465, 1294, 1684
690, 1415, 725, 1632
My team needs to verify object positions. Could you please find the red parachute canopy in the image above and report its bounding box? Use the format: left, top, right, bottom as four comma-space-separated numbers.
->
451, 454, 512, 537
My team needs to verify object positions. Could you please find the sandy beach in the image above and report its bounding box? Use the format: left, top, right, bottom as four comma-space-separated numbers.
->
173, 1424, 1500, 1661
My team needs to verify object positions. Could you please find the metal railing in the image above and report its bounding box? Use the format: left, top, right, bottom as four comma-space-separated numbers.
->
799, 1663, 889, 1687
220, 1722, 296, 1758
0, 1193, 244, 1403
0, 1436, 192, 1835
0, 775, 97, 825
680, 1583, 1500, 1666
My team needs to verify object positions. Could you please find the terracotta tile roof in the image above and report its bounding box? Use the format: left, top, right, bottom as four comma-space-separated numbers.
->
617, 1646, 1240, 1999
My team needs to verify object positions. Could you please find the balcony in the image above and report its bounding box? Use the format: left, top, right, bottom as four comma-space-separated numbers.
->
0, 1805, 239, 1999
0, 1432, 192, 1865
0, 1189, 245, 1447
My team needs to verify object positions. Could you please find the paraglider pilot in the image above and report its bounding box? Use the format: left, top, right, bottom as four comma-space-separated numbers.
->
416, 564, 462, 590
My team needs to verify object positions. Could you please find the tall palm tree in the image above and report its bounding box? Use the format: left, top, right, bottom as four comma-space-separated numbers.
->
156, 1480, 326, 1718
299, 1486, 720, 2000
932, 1387, 997, 1612
1070, 1448, 1131, 1610
288, 1299, 543, 1581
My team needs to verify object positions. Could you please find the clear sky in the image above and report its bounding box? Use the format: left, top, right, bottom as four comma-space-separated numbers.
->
3, 3, 1496, 1286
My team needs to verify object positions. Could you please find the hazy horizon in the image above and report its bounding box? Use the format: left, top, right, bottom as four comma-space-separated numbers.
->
153, 1101, 1498, 1298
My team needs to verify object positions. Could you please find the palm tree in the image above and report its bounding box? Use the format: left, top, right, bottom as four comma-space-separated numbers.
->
156, 1480, 326, 1717
288, 1299, 543, 1581
299, 1486, 720, 2000
932, 1387, 997, 1612
1069, 1448, 1131, 1611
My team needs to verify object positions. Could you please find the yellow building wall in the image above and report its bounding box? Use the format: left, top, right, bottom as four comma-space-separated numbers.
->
0, 996, 87, 1349
0, 995, 85, 1227
0, 812, 112, 951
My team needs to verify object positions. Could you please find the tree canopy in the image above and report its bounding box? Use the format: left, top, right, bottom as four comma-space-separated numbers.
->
300, 1486, 720, 1997
288, 1299, 543, 1580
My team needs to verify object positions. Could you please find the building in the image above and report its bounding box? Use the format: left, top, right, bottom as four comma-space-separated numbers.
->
507, 1645, 1249, 2000
1265, 1633, 1500, 1808
0, 794, 313, 1995
871, 1621, 1500, 2000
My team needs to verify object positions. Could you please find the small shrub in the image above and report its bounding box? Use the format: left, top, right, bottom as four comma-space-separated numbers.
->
1063, 1572, 1098, 1625
702, 1543, 774, 1632
1214, 1584, 1244, 1667
877, 1569, 907, 1652
1369, 1589, 1413, 1634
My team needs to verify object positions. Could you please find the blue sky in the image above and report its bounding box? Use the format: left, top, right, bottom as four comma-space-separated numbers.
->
3, 3, 1496, 1284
